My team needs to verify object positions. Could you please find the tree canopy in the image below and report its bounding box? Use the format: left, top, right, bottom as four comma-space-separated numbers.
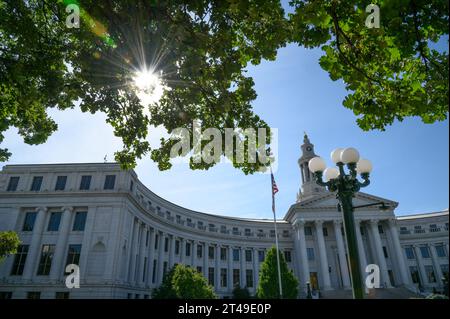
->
256, 246, 299, 299
152, 264, 216, 299
0, 231, 20, 262
0, 0, 448, 173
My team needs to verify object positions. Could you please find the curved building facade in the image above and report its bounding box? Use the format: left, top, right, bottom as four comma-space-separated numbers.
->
0, 136, 448, 299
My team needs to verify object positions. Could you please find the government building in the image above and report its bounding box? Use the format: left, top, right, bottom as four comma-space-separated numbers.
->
0, 136, 448, 299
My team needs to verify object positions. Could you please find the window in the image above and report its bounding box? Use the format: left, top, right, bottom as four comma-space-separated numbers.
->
103, 175, 116, 190
307, 248, 315, 261
322, 227, 328, 236
197, 244, 202, 258
10, 245, 29, 275
441, 264, 449, 279
47, 212, 62, 231
55, 292, 70, 299
72, 212, 87, 231
405, 247, 415, 259
208, 246, 215, 259
130, 180, 134, 191
7, 177, 19, 191
233, 269, 240, 286
425, 265, 436, 283
382, 246, 389, 258
65, 244, 81, 274
232, 227, 239, 235
258, 250, 265, 262
175, 240, 180, 255
246, 269, 253, 288
378, 225, 384, 234
55, 176, 67, 191
245, 228, 251, 236
304, 227, 313, 236
245, 249, 252, 262
420, 246, 430, 258
186, 242, 191, 257
163, 261, 168, 276
220, 268, 227, 287
284, 250, 292, 262
0, 292, 12, 299
22, 212, 37, 231
37, 244, 55, 275
79, 175, 92, 190
143, 257, 148, 282
409, 266, 420, 284
197, 266, 202, 274
220, 247, 227, 261
152, 259, 157, 283
164, 237, 169, 252
27, 292, 41, 299
145, 230, 149, 247
435, 244, 447, 258
233, 249, 240, 262
154, 234, 159, 250
30, 176, 43, 191
270, 229, 276, 237
208, 267, 215, 286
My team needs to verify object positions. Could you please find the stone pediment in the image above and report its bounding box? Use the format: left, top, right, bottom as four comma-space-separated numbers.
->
284, 191, 398, 221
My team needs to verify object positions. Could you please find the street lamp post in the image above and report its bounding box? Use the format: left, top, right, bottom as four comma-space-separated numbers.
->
308, 147, 373, 299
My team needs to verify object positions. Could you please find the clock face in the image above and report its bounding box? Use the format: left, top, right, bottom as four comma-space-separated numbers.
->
306, 146, 312, 152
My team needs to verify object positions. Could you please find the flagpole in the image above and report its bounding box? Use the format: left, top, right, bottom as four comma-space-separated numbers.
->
270, 166, 283, 299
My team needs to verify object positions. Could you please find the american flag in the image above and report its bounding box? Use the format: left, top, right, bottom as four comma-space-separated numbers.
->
271, 169, 278, 213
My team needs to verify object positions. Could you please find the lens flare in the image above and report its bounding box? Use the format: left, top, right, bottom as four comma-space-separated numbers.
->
133, 68, 165, 106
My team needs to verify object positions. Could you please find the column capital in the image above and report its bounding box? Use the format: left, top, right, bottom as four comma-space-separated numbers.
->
332, 219, 342, 227
36, 206, 48, 213
387, 217, 397, 226
293, 219, 306, 229
61, 206, 73, 213
355, 218, 364, 225
315, 219, 324, 227
369, 219, 379, 226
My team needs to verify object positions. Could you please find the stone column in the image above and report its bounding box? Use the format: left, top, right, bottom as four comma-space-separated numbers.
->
387, 219, 411, 286
180, 238, 186, 264
293, 219, 310, 292
23, 207, 47, 280
215, 244, 220, 290
157, 232, 164, 285
169, 235, 176, 268
369, 219, 392, 288
203, 242, 209, 279
429, 244, 444, 286
50, 206, 73, 281
127, 218, 138, 283
253, 248, 259, 290
227, 246, 233, 291
355, 219, 368, 288
147, 228, 156, 286
413, 245, 429, 286
333, 219, 351, 288
138, 223, 147, 286
240, 247, 246, 288
191, 241, 196, 266
315, 220, 331, 290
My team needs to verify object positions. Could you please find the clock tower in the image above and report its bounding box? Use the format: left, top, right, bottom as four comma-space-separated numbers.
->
297, 133, 325, 201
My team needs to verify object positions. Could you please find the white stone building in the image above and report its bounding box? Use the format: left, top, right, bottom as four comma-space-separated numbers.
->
0, 136, 448, 299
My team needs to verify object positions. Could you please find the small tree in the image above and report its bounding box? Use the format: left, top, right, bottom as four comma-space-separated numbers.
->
0, 231, 20, 262
232, 285, 251, 299
256, 246, 298, 299
152, 264, 216, 299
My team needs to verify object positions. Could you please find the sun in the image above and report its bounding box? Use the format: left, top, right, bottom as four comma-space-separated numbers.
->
132, 68, 165, 106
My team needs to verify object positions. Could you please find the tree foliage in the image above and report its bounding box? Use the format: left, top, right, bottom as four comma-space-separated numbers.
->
0, 1, 448, 172
0, 0, 287, 173
232, 285, 251, 299
289, 0, 448, 130
152, 264, 216, 299
256, 246, 298, 299
0, 231, 20, 261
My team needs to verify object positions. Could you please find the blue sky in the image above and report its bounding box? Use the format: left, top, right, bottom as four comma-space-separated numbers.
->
2, 40, 448, 219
